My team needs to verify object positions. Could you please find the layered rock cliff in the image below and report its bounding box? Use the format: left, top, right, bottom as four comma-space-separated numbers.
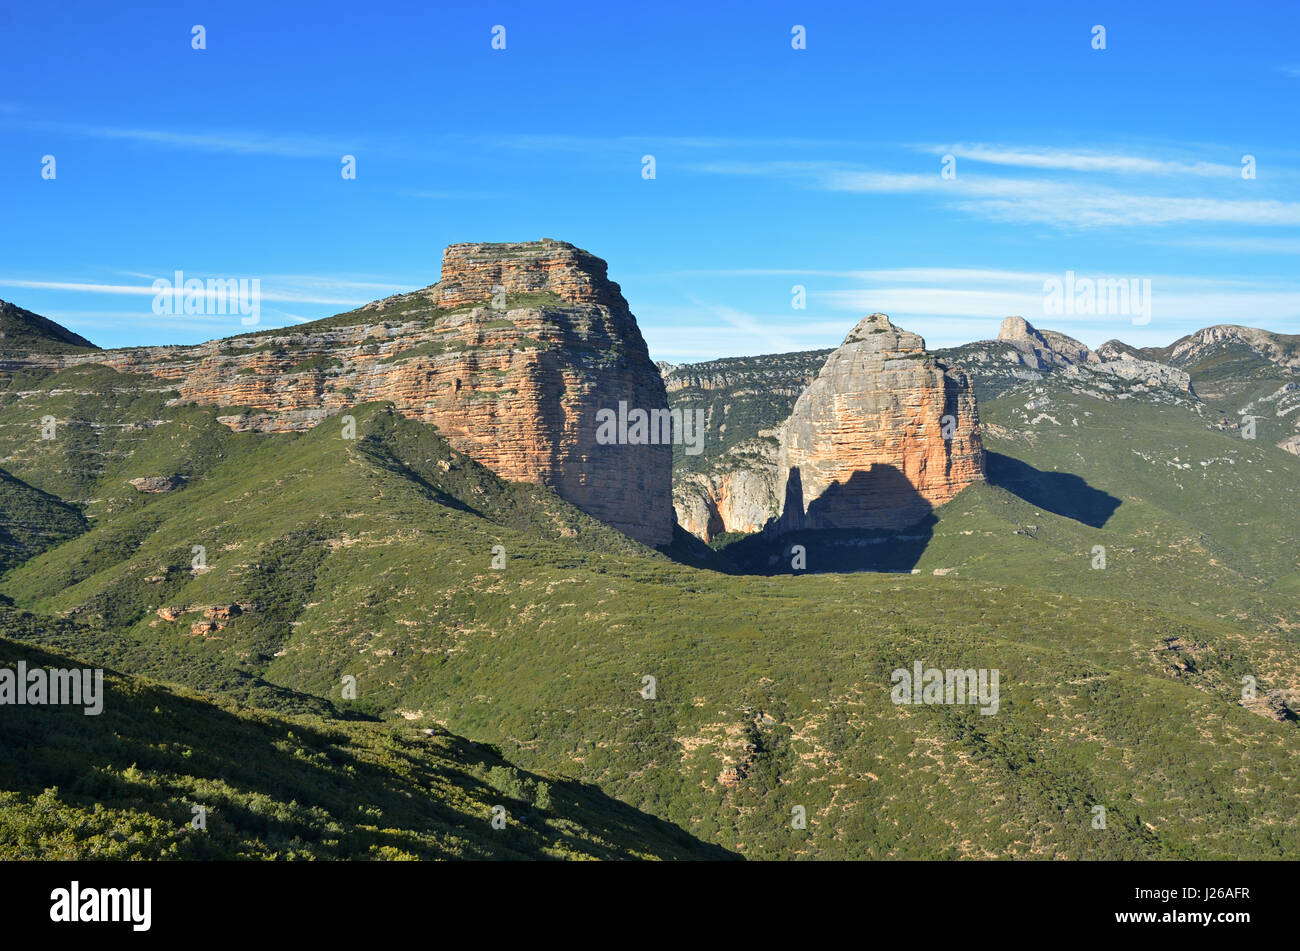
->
769, 314, 985, 534
662, 350, 830, 540
673, 442, 782, 541
936, 315, 1196, 405
2, 241, 676, 546
664, 316, 985, 541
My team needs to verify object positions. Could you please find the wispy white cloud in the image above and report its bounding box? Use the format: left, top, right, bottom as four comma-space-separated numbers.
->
960, 191, 1300, 228
1163, 234, 1300, 255
21, 121, 355, 158
0, 274, 415, 306
693, 158, 1300, 228
819, 270, 1300, 330
920, 143, 1235, 177
689, 300, 802, 353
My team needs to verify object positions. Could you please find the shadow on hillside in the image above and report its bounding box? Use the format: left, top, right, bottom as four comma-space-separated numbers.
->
706, 465, 936, 575
0, 636, 737, 861
985, 452, 1120, 528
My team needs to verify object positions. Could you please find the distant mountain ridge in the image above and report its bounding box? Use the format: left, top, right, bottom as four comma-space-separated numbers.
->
0, 300, 97, 354
3, 284, 1296, 544
1, 290, 1298, 861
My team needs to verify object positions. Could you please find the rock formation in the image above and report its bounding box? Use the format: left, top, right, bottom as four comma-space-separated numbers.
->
662, 350, 830, 542
769, 314, 985, 534
1, 241, 676, 546
673, 444, 781, 541
997, 315, 1099, 368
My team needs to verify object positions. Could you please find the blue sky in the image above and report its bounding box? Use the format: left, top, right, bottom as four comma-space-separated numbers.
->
3, 0, 1298, 360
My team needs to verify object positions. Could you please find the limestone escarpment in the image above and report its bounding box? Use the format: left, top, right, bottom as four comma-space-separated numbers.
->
997, 315, 1099, 368
938, 316, 1196, 406
663, 350, 830, 541
10, 241, 675, 546
673, 442, 781, 541
770, 314, 985, 534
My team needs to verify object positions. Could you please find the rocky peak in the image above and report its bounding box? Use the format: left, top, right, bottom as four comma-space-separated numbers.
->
843, 312, 925, 348
770, 314, 985, 534
997, 315, 1041, 345
1096, 339, 1143, 361
1168, 324, 1300, 369
434, 240, 630, 312
998, 315, 1097, 367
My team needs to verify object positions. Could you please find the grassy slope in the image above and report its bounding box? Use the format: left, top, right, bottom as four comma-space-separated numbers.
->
0, 635, 728, 860
917, 386, 1299, 635
1, 365, 1297, 859
0, 300, 98, 353
0, 467, 86, 573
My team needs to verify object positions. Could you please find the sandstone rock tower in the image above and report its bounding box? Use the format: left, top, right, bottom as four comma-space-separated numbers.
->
421, 241, 676, 545
28, 240, 676, 546
770, 314, 984, 533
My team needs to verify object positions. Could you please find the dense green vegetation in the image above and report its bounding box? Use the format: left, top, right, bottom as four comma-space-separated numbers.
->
0, 635, 726, 859
0, 323, 1297, 860
0, 300, 97, 354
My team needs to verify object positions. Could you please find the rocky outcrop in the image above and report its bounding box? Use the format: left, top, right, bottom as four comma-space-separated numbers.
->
7, 241, 675, 546
128, 475, 182, 493
434, 241, 627, 311
997, 315, 1099, 368
769, 314, 985, 534
938, 316, 1196, 405
673, 441, 781, 540
665, 317, 986, 541
663, 350, 830, 541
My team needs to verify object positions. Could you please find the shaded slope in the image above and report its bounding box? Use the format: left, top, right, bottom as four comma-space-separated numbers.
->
0, 300, 97, 355
0, 635, 731, 860
0, 467, 87, 571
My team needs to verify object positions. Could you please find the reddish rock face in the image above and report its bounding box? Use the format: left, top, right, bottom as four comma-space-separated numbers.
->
771, 314, 984, 533
435, 240, 628, 311
23, 241, 676, 546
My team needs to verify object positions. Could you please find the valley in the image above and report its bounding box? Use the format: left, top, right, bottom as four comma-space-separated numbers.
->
0, 242, 1297, 861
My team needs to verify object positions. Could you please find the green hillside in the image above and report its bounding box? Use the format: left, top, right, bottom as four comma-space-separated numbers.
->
0, 356, 1297, 859
0, 634, 728, 859
0, 300, 97, 354
0, 467, 86, 572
